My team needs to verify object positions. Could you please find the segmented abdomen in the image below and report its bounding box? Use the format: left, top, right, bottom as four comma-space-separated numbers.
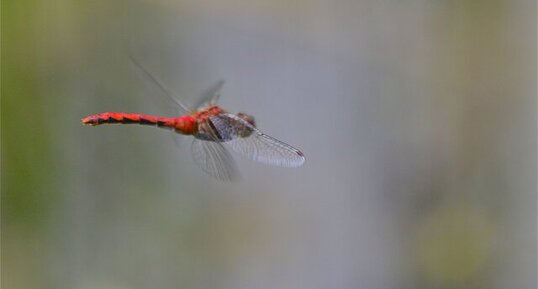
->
82, 112, 174, 129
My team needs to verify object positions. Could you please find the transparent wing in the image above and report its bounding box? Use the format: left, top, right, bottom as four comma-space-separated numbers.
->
127, 55, 192, 113
208, 114, 305, 167
195, 80, 225, 110
191, 138, 239, 181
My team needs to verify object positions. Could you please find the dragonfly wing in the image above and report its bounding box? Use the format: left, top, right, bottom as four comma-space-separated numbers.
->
128, 55, 192, 113
191, 138, 239, 182
208, 114, 305, 167
195, 80, 225, 110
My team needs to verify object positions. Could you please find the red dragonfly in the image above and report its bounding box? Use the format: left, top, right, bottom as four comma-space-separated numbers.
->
82, 59, 305, 181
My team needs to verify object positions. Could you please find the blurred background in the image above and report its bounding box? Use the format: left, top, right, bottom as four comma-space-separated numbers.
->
2, 0, 536, 288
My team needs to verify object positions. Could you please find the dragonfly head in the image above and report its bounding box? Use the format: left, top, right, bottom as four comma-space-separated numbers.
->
237, 112, 255, 126
237, 112, 256, 137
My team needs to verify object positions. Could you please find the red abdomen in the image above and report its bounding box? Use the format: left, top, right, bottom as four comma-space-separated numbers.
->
82, 112, 197, 135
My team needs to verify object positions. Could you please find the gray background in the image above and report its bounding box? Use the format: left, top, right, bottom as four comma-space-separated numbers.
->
3, 0, 536, 288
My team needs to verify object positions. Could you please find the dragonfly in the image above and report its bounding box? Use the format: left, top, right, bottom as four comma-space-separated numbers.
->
82, 58, 305, 181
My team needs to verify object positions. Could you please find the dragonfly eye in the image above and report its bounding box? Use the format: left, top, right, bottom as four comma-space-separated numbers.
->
236, 113, 256, 138
237, 113, 255, 127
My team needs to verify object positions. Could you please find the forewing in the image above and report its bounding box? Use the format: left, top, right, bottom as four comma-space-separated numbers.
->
195, 80, 225, 110
128, 55, 191, 113
209, 114, 305, 167
191, 138, 239, 181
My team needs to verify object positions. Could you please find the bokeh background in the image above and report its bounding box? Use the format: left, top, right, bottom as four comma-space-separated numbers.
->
2, 0, 536, 288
